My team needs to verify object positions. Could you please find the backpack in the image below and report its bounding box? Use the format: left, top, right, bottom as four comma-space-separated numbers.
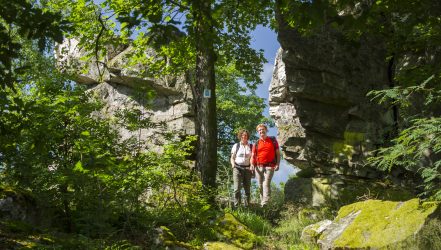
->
253, 136, 278, 164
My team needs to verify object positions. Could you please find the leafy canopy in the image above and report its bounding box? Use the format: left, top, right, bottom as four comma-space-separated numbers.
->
0, 0, 69, 88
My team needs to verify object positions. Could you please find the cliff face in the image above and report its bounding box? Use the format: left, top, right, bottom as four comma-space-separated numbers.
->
270, 27, 392, 175
270, 18, 409, 205
56, 39, 195, 149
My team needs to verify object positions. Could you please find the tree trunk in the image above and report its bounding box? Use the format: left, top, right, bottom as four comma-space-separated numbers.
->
192, 0, 218, 189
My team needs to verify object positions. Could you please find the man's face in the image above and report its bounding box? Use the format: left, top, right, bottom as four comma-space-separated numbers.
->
257, 127, 267, 138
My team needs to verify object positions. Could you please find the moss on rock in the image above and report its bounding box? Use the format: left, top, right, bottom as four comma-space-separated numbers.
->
204, 241, 243, 250
215, 213, 261, 250
157, 226, 195, 249
151, 213, 260, 249
316, 199, 440, 249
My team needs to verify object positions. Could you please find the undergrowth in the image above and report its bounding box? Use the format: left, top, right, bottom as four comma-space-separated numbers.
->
227, 202, 333, 249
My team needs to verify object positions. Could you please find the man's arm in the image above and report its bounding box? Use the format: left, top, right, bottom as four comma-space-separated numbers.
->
250, 144, 256, 171
275, 149, 281, 171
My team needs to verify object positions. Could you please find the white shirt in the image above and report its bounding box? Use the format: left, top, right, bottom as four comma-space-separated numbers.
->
231, 143, 252, 166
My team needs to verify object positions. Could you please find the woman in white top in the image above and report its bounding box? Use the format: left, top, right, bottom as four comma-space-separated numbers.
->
230, 129, 253, 207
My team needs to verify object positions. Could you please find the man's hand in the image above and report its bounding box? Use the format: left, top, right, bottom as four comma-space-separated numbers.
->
274, 164, 279, 171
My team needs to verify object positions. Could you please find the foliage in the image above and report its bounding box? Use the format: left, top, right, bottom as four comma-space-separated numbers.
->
0, 219, 143, 249
0, 0, 69, 88
270, 204, 329, 250
368, 117, 441, 199
215, 63, 269, 204
228, 208, 272, 236
362, 1, 441, 199
1, 42, 136, 234
216, 64, 269, 148
0, 40, 217, 247
0, 1, 283, 248
75, 0, 273, 81
46, 0, 275, 188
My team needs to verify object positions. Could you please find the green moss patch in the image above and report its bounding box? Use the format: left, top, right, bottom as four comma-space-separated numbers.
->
215, 213, 261, 250
332, 131, 366, 163
204, 241, 243, 250
158, 226, 195, 249
328, 199, 439, 248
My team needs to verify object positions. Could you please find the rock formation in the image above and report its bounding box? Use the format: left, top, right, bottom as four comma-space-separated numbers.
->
56, 39, 195, 149
301, 199, 440, 249
270, 14, 413, 206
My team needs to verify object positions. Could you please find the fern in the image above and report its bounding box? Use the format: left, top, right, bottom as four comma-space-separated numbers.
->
368, 117, 441, 199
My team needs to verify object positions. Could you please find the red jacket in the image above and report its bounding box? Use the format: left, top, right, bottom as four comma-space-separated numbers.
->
251, 136, 279, 166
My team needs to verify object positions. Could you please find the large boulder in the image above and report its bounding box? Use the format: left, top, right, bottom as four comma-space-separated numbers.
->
270, 6, 417, 206
214, 213, 261, 250
153, 213, 260, 250
0, 186, 38, 225
270, 28, 391, 176
56, 39, 195, 150
301, 199, 441, 249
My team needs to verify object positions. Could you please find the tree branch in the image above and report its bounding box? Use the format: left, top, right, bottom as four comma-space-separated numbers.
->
95, 10, 107, 80
168, 0, 190, 11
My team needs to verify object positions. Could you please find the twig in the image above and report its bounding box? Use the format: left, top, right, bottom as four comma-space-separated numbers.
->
95, 10, 107, 80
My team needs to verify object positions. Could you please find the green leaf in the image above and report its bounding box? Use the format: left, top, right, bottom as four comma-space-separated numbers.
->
73, 161, 84, 172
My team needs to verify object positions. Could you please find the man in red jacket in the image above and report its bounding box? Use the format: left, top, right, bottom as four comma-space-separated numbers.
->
251, 124, 281, 207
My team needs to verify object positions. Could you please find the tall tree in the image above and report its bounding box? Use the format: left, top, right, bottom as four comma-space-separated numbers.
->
191, 0, 217, 188
49, 0, 273, 188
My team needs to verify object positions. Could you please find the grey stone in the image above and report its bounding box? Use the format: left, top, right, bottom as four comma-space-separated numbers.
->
301, 219, 333, 244
270, 32, 391, 173
56, 39, 195, 150
0, 190, 38, 225
270, 11, 404, 206
284, 174, 414, 208
302, 199, 440, 249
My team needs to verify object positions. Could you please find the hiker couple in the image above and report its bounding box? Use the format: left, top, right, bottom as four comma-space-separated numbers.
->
230, 124, 281, 208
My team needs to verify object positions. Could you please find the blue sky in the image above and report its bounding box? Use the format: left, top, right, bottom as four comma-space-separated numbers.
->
250, 25, 279, 135
250, 26, 298, 185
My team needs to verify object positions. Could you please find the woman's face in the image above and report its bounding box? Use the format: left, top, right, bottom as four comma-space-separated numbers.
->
241, 132, 249, 141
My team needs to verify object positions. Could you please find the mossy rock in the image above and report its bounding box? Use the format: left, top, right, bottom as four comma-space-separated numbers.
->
153, 213, 259, 250
303, 199, 440, 249
215, 213, 260, 250
301, 219, 332, 243
284, 176, 415, 208
0, 185, 39, 224
156, 226, 195, 249
204, 241, 243, 250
